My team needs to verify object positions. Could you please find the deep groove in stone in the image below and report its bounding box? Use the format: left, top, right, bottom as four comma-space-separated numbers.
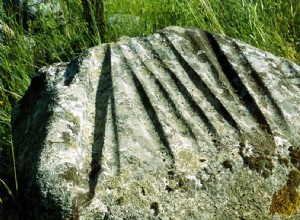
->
159, 33, 240, 133
183, 30, 236, 102
110, 72, 121, 173
206, 32, 273, 135
64, 57, 80, 86
182, 30, 240, 132
128, 39, 199, 147
120, 45, 175, 162
89, 44, 113, 198
145, 38, 217, 137
232, 41, 290, 133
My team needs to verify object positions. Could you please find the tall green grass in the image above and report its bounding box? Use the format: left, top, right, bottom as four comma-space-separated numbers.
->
0, 0, 299, 217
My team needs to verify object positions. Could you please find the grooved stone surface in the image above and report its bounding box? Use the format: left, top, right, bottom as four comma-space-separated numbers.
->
11, 26, 300, 219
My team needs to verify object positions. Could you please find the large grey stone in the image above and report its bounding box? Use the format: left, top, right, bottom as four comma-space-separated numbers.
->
10, 26, 300, 219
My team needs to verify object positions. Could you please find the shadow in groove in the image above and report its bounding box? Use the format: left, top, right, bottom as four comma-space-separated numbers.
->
231, 41, 290, 133
206, 32, 272, 135
157, 34, 222, 135
89, 44, 117, 198
182, 30, 240, 132
120, 45, 175, 163
128, 39, 199, 149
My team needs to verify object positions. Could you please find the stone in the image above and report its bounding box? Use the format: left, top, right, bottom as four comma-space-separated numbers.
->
9, 26, 300, 219
0, 19, 15, 44
2, 0, 64, 31
3, 0, 62, 17
26, 0, 61, 17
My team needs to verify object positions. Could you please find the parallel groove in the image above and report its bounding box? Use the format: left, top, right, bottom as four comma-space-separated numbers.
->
119, 45, 175, 162
144, 37, 218, 138
110, 43, 168, 165
132, 36, 218, 150
130, 40, 198, 143
206, 32, 273, 135
231, 41, 290, 133
90, 30, 288, 190
181, 30, 242, 132
183, 30, 234, 96
159, 32, 239, 134
127, 38, 200, 152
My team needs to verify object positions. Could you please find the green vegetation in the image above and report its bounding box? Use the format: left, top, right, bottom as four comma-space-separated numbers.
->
0, 0, 299, 216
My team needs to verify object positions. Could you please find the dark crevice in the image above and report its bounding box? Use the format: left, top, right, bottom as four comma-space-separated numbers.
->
128, 39, 199, 148
64, 57, 80, 86
206, 32, 273, 135
184, 30, 236, 102
231, 41, 290, 133
185, 32, 239, 132
158, 33, 239, 133
146, 38, 219, 137
110, 85, 121, 173
144, 38, 216, 136
89, 44, 113, 198
119, 45, 175, 162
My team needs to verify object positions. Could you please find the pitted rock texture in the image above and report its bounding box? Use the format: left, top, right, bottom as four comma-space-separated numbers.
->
10, 26, 300, 219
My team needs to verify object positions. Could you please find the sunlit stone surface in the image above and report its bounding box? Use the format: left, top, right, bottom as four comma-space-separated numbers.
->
10, 26, 300, 219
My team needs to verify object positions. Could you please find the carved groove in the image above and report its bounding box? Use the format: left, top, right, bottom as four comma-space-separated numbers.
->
160, 33, 239, 133
231, 41, 290, 133
206, 32, 273, 135
181, 30, 241, 131
89, 44, 113, 197
147, 39, 219, 137
120, 45, 175, 162
110, 71, 121, 172
128, 39, 199, 147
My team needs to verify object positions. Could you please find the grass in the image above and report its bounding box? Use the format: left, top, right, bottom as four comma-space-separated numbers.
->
0, 0, 299, 217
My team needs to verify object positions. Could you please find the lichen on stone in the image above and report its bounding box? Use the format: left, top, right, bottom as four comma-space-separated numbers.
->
270, 169, 300, 216
289, 147, 300, 170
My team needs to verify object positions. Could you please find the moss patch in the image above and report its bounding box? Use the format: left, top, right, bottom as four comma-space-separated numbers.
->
269, 169, 300, 216
289, 147, 300, 170
65, 111, 81, 134
150, 202, 160, 216
244, 155, 274, 178
238, 130, 275, 178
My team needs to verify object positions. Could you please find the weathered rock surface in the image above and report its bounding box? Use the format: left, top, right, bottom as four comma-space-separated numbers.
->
0, 19, 14, 43
3, 0, 62, 17
10, 26, 300, 219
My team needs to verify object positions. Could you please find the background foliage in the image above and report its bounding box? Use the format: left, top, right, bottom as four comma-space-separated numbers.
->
0, 0, 299, 216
